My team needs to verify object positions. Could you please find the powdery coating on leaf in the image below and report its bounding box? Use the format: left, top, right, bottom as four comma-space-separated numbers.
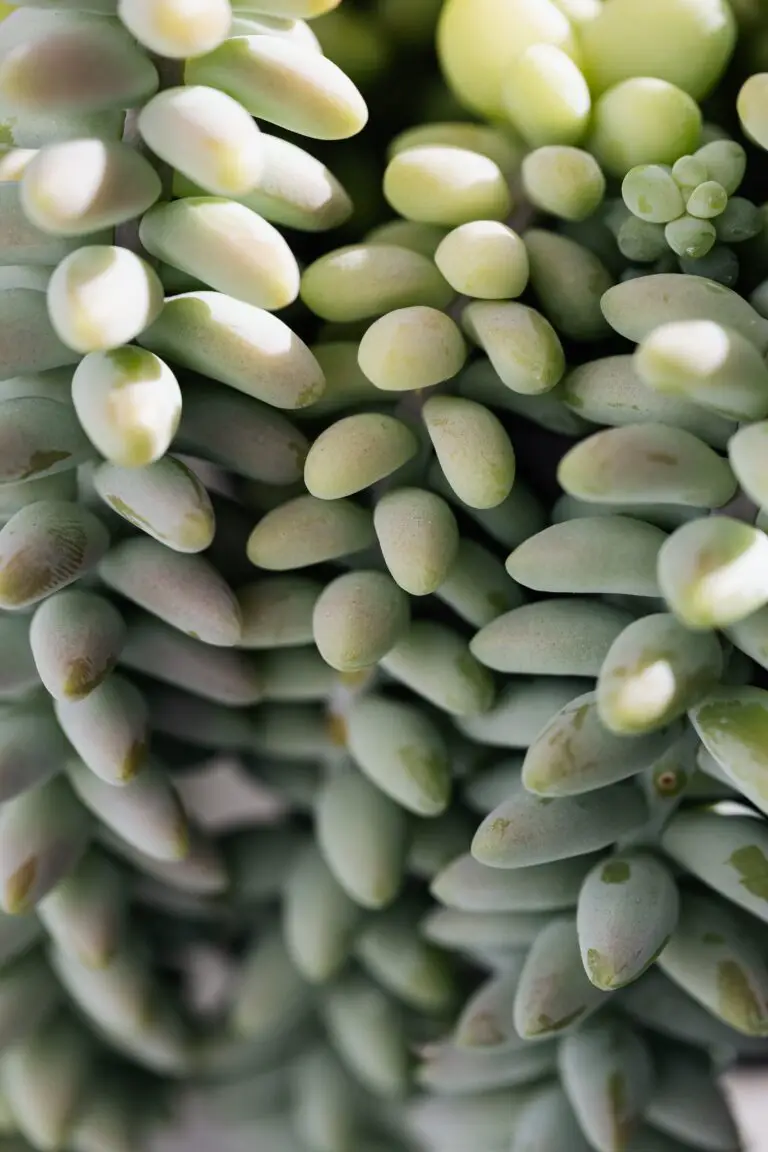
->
0, 500, 109, 609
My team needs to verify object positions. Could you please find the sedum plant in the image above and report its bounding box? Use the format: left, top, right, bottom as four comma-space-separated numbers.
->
1, 0, 768, 1151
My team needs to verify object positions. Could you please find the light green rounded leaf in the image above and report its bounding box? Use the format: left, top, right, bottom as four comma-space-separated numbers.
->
0, 396, 92, 483
346, 692, 450, 816
121, 615, 261, 705
458, 677, 589, 749
423, 907, 551, 951
93, 456, 215, 554
522, 691, 682, 796
559, 1017, 654, 1152
30, 589, 125, 702
597, 612, 723, 734
636, 320, 768, 422
313, 570, 410, 673
0, 499, 109, 610
186, 34, 368, 140
66, 756, 188, 864
462, 301, 565, 396
423, 394, 515, 509
658, 517, 768, 630
658, 889, 768, 1036
247, 494, 374, 572
0, 282, 80, 377
47, 245, 164, 355
473, 780, 648, 869
557, 423, 737, 508
140, 291, 325, 410
72, 346, 181, 468
316, 768, 408, 910
507, 516, 666, 597
471, 598, 633, 676
430, 460, 548, 551
139, 84, 264, 197
601, 274, 768, 353
99, 537, 241, 647
322, 974, 409, 1098
283, 842, 361, 985
522, 146, 605, 221
432, 852, 595, 913
436, 538, 525, 629
0, 774, 91, 914
383, 145, 512, 226
139, 197, 300, 312
562, 353, 736, 449
259, 646, 335, 702
690, 686, 768, 815
434, 220, 529, 300
381, 619, 495, 716
304, 411, 418, 499
454, 957, 527, 1050
175, 130, 352, 232
358, 306, 467, 392
178, 379, 308, 485
55, 673, 148, 786
728, 420, 768, 508
663, 808, 768, 928
357, 905, 456, 1012
37, 848, 124, 969
21, 138, 161, 236
300, 243, 452, 323
420, 1038, 557, 1097
374, 487, 459, 596
237, 576, 319, 650
1, 1011, 93, 1152
524, 229, 613, 342
0, 698, 68, 801
0, 17, 158, 113
577, 852, 679, 990
230, 925, 313, 1041
514, 916, 610, 1040
293, 1045, 358, 1152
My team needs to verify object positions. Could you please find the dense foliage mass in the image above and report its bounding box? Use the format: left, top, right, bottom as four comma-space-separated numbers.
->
3, 0, 768, 1149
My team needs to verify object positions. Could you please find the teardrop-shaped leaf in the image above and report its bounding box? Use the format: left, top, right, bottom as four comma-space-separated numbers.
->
0, 775, 92, 914
658, 517, 768, 630
577, 852, 679, 991
690, 686, 768, 815
419, 1038, 557, 1096
316, 768, 408, 910
231, 924, 313, 1042
663, 807, 768, 927
658, 890, 768, 1036
312, 570, 410, 672
558, 423, 736, 508
37, 848, 125, 969
282, 842, 361, 985
436, 537, 525, 629
50, 940, 155, 1042
0, 500, 109, 610
423, 908, 552, 951
92, 456, 215, 553
382, 619, 495, 716
471, 598, 633, 676
357, 904, 457, 1013
473, 782, 649, 869
597, 613, 723, 734
432, 853, 596, 913
458, 679, 589, 749
408, 1088, 536, 1152
0, 1011, 93, 1152
247, 494, 374, 571
55, 673, 149, 785
0, 396, 93, 483
514, 916, 610, 1041
322, 974, 410, 1098
559, 1017, 654, 1152
99, 537, 242, 647
30, 589, 125, 702
522, 691, 682, 796
346, 692, 451, 816
507, 517, 666, 597
66, 756, 188, 864
423, 394, 516, 509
